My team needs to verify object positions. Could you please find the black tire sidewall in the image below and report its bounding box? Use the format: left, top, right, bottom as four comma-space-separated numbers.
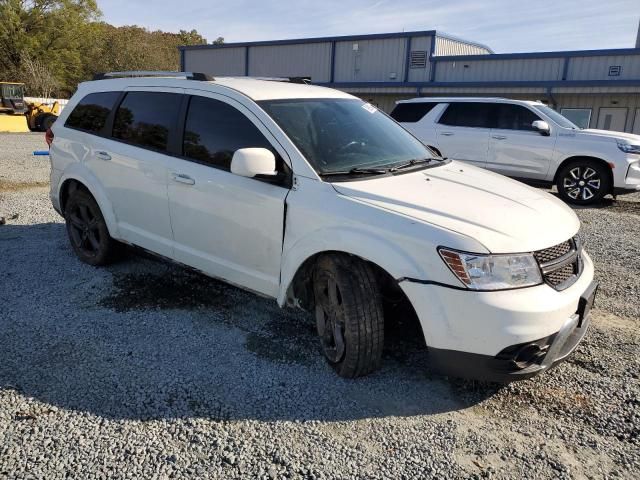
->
556, 161, 610, 205
64, 190, 113, 266
313, 255, 384, 378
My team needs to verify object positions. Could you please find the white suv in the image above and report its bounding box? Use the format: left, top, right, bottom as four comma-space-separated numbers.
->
391, 97, 640, 205
48, 72, 597, 382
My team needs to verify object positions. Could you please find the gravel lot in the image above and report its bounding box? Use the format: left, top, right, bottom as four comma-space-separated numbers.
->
1, 132, 639, 479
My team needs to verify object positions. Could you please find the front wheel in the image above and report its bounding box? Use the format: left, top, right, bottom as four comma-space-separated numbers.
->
312, 255, 384, 378
556, 160, 611, 205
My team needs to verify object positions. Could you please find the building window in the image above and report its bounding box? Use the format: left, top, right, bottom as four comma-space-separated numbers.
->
608, 65, 622, 76
560, 108, 592, 129
410, 51, 427, 69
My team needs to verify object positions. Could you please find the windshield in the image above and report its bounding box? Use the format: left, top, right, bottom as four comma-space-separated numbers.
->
1, 84, 24, 99
259, 98, 433, 175
532, 104, 579, 129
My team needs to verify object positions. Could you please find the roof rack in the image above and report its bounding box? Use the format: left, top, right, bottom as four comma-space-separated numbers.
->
92, 71, 214, 81
248, 76, 311, 85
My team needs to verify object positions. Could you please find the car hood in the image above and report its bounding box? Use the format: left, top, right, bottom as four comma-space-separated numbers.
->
577, 128, 640, 143
331, 161, 580, 253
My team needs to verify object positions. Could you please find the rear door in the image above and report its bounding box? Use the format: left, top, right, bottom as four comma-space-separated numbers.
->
487, 103, 556, 180
166, 91, 290, 297
434, 102, 494, 168
88, 88, 182, 256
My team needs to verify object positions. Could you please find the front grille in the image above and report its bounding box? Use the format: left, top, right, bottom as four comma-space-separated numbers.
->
534, 237, 582, 291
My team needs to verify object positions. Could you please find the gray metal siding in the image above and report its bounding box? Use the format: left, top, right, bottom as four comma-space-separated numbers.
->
435, 58, 565, 82
333, 38, 407, 82
555, 93, 640, 131
566, 55, 640, 81
248, 43, 332, 82
407, 36, 433, 82
435, 36, 491, 56
184, 47, 246, 76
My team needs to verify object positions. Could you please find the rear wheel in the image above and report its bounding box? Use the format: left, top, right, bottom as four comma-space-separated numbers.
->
556, 160, 611, 205
34, 113, 57, 132
64, 189, 118, 266
312, 255, 384, 378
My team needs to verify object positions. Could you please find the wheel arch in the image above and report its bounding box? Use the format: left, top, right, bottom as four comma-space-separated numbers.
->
553, 155, 614, 193
57, 170, 120, 238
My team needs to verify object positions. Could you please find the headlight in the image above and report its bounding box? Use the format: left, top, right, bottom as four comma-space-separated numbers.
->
617, 141, 640, 154
439, 248, 542, 290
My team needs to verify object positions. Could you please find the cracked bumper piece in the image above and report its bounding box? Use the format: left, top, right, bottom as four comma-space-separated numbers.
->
428, 280, 598, 383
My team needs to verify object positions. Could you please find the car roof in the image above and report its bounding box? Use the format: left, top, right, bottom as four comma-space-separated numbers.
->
396, 97, 544, 106
79, 76, 354, 101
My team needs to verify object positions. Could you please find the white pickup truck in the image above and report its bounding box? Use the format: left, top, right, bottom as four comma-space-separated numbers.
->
391, 97, 640, 205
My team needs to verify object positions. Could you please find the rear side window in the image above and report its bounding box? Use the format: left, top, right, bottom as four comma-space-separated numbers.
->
390, 102, 437, 123
65, 91, 120, 133
112, 92, 182, 151
183, 96, 275, 171
438, 102, 495, 128
495, 104, 541, 131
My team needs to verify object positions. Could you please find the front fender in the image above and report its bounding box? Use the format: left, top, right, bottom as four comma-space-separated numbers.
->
57, 163, 120, 239
277, 226, 427, 306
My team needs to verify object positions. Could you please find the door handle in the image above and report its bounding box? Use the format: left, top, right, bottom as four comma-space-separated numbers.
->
172, 173, 195, 185
95, 151, 111, 161
440, 131, 454, 136
491, 135, 507, 140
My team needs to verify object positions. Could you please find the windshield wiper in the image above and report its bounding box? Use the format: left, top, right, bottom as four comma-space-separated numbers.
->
320, 167, 389, 177
386, 158, 432, 171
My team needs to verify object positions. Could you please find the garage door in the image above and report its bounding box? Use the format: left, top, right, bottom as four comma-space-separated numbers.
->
597, 108, 627, 132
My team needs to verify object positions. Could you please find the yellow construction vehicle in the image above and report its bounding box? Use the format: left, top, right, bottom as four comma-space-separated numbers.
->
1, 82, 60, 132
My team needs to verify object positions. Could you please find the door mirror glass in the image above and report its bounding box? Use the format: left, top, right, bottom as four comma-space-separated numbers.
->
532, 120, 550, 135
231, 148, 277, 178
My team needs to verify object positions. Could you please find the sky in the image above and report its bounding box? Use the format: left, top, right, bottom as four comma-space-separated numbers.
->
98, 0, 640, 53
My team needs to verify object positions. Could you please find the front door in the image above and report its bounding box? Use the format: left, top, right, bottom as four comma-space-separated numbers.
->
166, 92, 290, 297
88, 88, 183, 257
597, 107, 627, 132
487, 104, 556, 180
434, 102, 493, 169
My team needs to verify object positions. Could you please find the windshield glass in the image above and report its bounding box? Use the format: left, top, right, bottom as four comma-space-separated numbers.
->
259, 98, 432, 174
532, 104, 579, 129
1, 84, 24, 99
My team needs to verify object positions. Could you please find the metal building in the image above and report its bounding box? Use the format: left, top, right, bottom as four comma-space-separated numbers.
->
180, 29, 640, 133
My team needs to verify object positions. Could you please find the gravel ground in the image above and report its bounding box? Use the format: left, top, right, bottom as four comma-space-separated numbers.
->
1, 132, 639, 479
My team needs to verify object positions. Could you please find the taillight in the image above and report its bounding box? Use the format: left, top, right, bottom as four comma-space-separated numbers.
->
45, 127, 54, 147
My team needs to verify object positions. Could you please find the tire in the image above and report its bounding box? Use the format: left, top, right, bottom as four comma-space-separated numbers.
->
35, 113, 57, 132
64, 189, 118, 266
312, 254, 384, 378
555, 160, 611, 205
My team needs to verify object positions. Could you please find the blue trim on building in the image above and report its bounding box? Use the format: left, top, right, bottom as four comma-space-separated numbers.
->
244, 46, 250, 76
562, 57, 570, 81
429, 36, 437, 82
318, 79, 640, 89
403, 36, 412, 82
330, 41, 336, 83
179, 30, 438, 51
433, 47, 640, 62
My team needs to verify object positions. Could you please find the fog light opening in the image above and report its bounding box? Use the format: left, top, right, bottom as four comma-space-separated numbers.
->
512, 343, 546, 370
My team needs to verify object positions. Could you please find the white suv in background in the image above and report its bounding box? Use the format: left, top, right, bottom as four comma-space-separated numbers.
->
48, 72, 596, 382
391, 97, 640, 205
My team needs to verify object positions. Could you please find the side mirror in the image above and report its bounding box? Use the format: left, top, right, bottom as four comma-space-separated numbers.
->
231, 148, 277, 178
532, 120, 550, 136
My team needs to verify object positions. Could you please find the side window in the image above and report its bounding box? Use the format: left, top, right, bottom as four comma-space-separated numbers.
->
64, 91, 120, 133
183, 96, 277, 171
496, 104, 541, 131
390, 102, 437, 123
112, 92, 182, 151
438, 102, 495, 128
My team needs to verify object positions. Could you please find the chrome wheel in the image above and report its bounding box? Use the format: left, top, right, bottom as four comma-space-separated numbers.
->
562, 166, 601, 201
314, 273, 346, 364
